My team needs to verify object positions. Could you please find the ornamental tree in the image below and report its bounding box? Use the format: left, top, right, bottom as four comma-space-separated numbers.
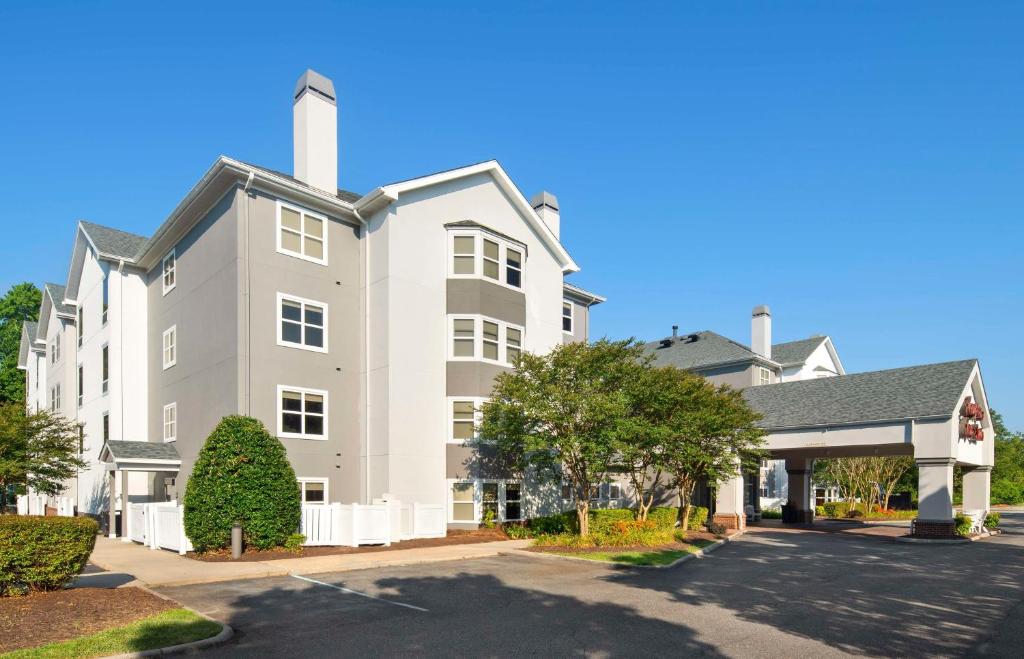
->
183, 416, 301, 551
0, 403, 85, 511
479, 339, 643, 537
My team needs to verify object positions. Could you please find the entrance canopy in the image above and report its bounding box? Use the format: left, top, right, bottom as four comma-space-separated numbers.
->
99, 441, 181, 472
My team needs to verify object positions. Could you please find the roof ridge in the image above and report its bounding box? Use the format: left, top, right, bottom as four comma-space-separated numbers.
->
80, 219, 150, 241
761, 359, 977, 387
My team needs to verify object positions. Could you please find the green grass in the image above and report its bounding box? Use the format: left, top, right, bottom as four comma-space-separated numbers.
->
547, 540, 715, 566
1, 608, 222, 659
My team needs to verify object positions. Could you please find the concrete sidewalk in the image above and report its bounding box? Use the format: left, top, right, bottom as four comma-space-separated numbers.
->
88, 537, 531, 587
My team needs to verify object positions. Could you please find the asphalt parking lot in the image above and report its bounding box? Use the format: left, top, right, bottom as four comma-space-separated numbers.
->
158, 512, 1024, 658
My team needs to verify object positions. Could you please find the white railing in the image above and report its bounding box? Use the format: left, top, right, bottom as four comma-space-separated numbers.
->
299, 501, 447, 547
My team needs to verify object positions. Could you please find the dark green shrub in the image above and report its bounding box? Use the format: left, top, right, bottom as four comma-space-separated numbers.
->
822, 502, 842, 518
761, 508, 782, 519
845, 508, 864, 519
283, 534, 305, 552
0, 516, 97, 595
815, 505, 825, 517
503, 524, 531, 539
528, 511, 576, 535
954, 513, 972, 537
706, 521, 726, 536
687, 506, 709, 528
984, 512, 1001, 529
183, 416, 302, 552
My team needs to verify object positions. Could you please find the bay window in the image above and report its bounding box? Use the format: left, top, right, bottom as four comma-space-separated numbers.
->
448, 315, 525, 366
448, 230, 525, 289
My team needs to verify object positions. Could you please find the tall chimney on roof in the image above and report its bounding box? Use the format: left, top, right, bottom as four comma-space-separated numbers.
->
293, 69, 337, 193
531, 191, 560, 240
751, 305, 771, 359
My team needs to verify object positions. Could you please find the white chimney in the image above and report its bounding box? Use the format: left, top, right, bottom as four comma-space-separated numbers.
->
293, 69, 337, 193
751, 305, 771, 359
531, 191, 560, 240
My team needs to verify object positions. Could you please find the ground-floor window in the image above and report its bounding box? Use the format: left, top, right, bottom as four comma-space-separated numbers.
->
448, 480, 522, 523
298, 478, 328, 504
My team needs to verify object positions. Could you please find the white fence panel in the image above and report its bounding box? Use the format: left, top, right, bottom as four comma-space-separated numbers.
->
128, 503, 147, 543
56, 497, 75, 517
301, 505, 336, 546
150, 503, 193, 555
355, 503, 391, 546
399, 504, 414, 540
16, 494, 46, 516
413, 503, 446, 538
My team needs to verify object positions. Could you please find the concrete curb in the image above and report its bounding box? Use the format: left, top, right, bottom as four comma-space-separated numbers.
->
504, 530, 745, 570
103, 584, 233, 657
895, 530, 1000, 544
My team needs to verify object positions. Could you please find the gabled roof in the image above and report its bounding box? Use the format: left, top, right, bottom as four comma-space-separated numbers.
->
44, 283, 74, 317
743, 359, 979, 430
772, 336, 827, 365
234, 160, 362, 204
355, 160, 579, 273
17, 321, 41, 369
99, 441, 182, 471
645, 330, 778, 371
79, 221, 150, 261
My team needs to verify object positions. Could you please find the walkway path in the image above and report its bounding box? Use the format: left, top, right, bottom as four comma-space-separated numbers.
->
88, 537, 531, 587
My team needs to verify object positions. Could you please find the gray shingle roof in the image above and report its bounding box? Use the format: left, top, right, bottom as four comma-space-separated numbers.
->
80, 221, 150, 261
772, 336, 827, 365
44, 282, 74, 316
236, 160, 362, 203
743, 359, 978, 430
23, 320, 38, 338
562, 281, 606, 305
645, 331, 773, 371
103, 440, 181, 461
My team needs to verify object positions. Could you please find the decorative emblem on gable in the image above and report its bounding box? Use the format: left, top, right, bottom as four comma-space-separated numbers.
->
959, 397, 985, 441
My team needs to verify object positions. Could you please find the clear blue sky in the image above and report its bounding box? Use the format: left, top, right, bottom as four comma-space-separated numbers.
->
1, 2, 1021, 428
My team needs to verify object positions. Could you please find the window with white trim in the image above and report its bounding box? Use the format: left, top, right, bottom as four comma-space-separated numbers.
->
101, 344, 109, 394
162, 326, 177, 369
163, 402, 177, 442
758, 366, 771, 386
162, 249, 176, 294
451, 482, 475, 522
607, 483, 622, 500
277, 201, 327, 265
448, 231, 524, 289
102, 412, 110, 442
77, 307, 83, 347
449, 480, 522, 523
51, 384, 60, 411
278, 386, 327, 440
504, 482, 522, 521
298, 478, 328, 504
449, 397, 486, 444
101, 272, 109, 325
277, 293, 327, 352
77, 365, 83, 407
562, 300, 573, 334
50, 335, 60, 364
448, 316, 525, 366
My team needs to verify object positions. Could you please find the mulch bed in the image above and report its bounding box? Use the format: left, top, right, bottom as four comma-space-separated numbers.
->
527, 530, 724, 555
191, 527, 511, 562
0, 587, 175, 653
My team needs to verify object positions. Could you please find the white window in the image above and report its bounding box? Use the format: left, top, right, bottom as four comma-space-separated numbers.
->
162, 249, 176, 294
298, 478, 328, 504
277, 385, 327, 440
448, 231, 524, 289
562, 300, 574, 334
277, 201, 327, 265
77, 306, 83, 347
277, 293, 327, 352
101, 272, 109, 325
101, 344, 109, 394
162, 326, 177, 369
607, 483, 623, 500
102, 412, 110, 442
758, 367, 771, 386
50, 335, 60, 364
50, 384, 60, 411
449, 397, 487, 444
450, 482, 475, 522
77, 365, 83, 407
504, 482, 522, 521
163, 403, 177, 442
448, 316, 525, 366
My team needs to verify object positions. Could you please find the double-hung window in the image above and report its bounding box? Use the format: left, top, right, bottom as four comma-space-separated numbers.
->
162, 250, 176, 294
163, 403, 177, 442
77, 307, 83, 347
77, 365, 83, 407
451, 482, 475, 522
277, 202, 327, 265
51, 384, 60, 411
562, 300, 574, 334
277, 293, 327, 352
449, 316, 525, 366
101, 345, 109, 394
51, 335, 60, 364
278, 386, 327, 440
758, 367, 771, 386
162, 326, 177, 369
298, 478, 328, 504
448, 231, 524, 289
101, 272, 109, 325
449, 397, 486, 444
102, 413, 110, 442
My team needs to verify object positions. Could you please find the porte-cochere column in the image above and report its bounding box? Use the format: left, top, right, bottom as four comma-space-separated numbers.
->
914, 457, 956, 536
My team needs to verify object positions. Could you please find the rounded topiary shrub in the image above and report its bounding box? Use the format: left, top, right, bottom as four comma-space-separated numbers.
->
0, 516, 98, 595
183, 416, 302, 552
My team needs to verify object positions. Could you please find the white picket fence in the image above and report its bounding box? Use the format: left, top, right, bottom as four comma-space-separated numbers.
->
127, 500, 446, 554
299, 501, 446, 547
16, 494, 47, 516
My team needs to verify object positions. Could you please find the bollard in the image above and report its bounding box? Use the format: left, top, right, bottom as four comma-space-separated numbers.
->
231, 522, 243, 559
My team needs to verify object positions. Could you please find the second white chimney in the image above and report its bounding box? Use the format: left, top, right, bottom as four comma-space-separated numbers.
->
531, 191, 560, 240
293, 69, 337, 193
751, 304, 772, 359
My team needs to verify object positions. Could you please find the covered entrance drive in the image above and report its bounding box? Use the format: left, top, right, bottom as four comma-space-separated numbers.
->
98, 441, 181, 540
725, 359, 993, 537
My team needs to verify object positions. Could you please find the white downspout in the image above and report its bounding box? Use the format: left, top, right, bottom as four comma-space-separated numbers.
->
352, 207, 370, 505
242, 172, 254, 414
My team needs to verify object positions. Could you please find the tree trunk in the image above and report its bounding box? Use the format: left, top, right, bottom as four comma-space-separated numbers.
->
677, 484, 691, 532
576, 499, 590, 537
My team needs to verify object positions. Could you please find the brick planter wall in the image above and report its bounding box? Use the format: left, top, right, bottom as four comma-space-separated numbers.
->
912, 519, 957, 538
713, 513, 745, 531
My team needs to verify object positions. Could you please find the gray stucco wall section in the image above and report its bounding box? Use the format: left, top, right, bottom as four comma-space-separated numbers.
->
697, 363, 756, 389
562, 299, 588, 344
446, 361, 511, 397
243, 189, 364, 505
446, 279, 526, 326
446, 443, 515, 479
148, 189, 240, 500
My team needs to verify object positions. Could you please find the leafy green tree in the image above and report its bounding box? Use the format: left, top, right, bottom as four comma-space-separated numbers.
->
0, 402, 85, 511
656, 377, 766, 530
183, 416, 301, 551
480, 339, 643, 537
0, 283, 42, 404
991, 409, 1024, 504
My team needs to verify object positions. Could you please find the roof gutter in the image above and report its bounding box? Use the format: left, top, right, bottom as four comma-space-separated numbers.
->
760, 413, 951, 433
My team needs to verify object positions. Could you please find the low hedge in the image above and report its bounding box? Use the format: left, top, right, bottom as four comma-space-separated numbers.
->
0, 515, 98, 595
526, 506, 711, 547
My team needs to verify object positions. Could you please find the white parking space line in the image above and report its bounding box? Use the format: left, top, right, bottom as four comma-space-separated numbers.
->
291, 574, 429, 612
